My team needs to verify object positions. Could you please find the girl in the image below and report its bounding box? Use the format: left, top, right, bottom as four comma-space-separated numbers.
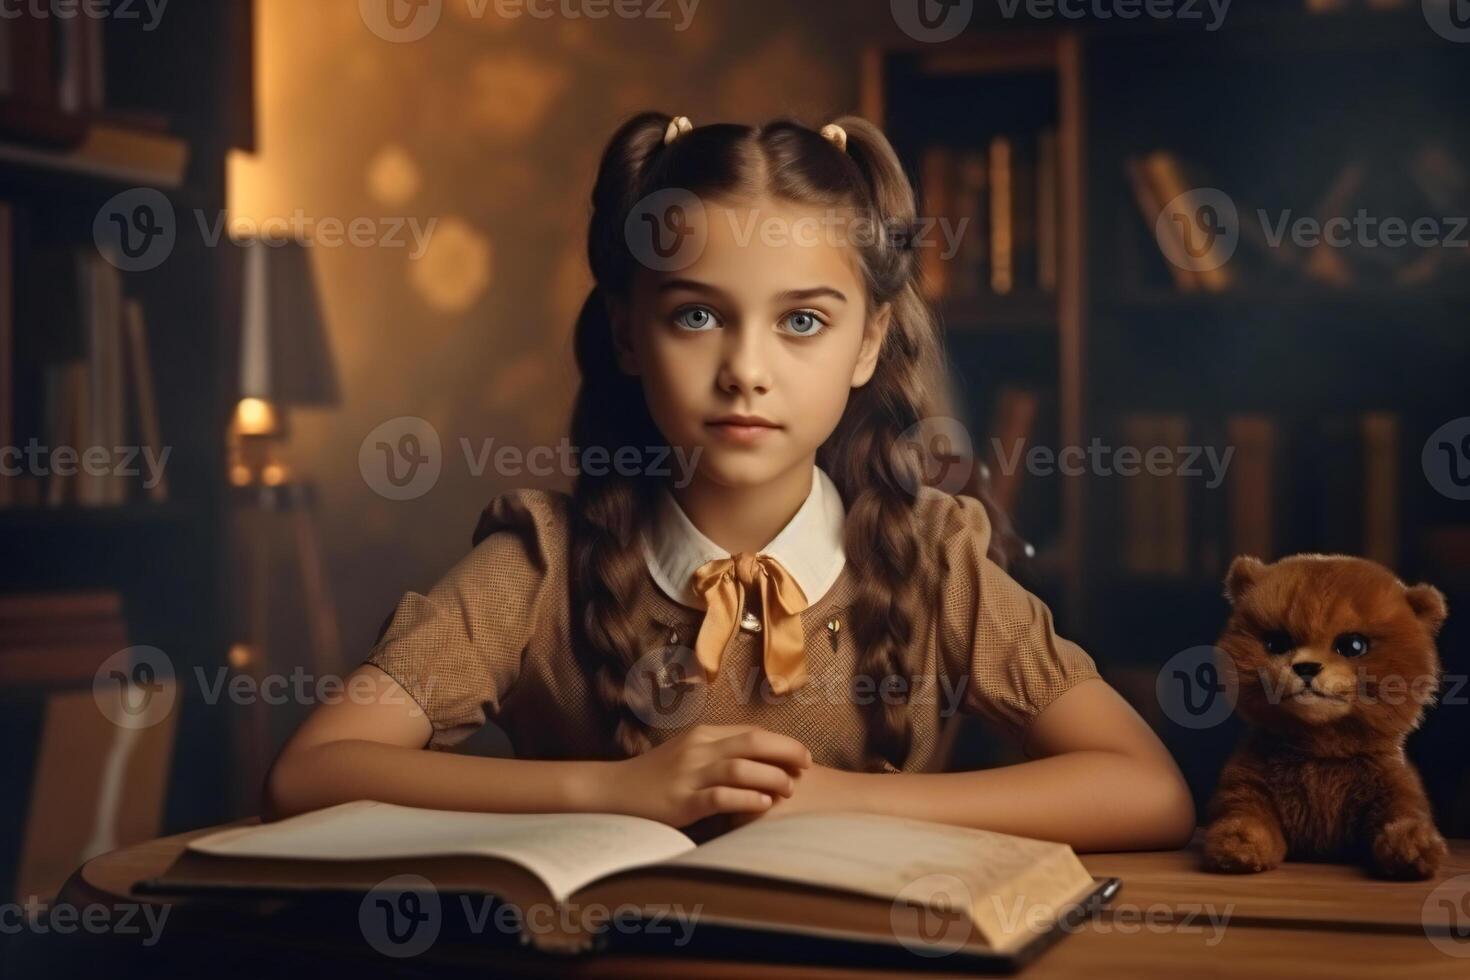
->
263, 113, 1195, 852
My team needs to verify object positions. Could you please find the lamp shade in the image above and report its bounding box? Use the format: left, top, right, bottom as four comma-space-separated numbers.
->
235, 235, 339, 407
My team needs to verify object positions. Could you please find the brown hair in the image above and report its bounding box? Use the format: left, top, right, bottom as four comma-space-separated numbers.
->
567, 112, 1019, 770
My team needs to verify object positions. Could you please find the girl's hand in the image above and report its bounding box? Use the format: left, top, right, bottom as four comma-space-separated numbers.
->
726, 763, 862, 830
604, 724, 812, 829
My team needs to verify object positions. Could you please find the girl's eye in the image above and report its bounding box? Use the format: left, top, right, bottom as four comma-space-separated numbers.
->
780, 310, 826, 337
1333, 633, 1370, 658
1261, 630, 1294, 655
673, 306, 718, 331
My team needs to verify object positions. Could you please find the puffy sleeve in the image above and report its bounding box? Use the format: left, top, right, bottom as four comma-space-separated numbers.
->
363, 489, 563, 751
934, 491, 1100, 752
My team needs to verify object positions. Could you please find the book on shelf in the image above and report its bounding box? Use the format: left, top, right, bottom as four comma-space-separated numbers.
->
989, 135, 1014, 295
0, 122, 188, 187
949, 149, 989, 302
1360, 412, 1399, 568
1120, 414, 1191, 577
1316, 413, 1401, 567
0, 589, 127, 690
1037, 127, 1059, 293
0, 10, 104, 135
1226, 415, 1277, 561
1113, 412, 1405, 579
918, 130, 1060, 311
918, 145, 954, 301
123, 298, 166, 503
135, 800, 1120, 967
0, 9, 189, 185
1127, 151, 1234, 294
986, 386, 1041, 515
2, 240, 168, 510
54, 9, 106, 116
1124, 142, 1470, 297
1124, 155, 1197, 293
1302, 162, 1363, 288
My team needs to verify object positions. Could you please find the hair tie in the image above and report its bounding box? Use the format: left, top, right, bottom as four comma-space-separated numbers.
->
664, 115, 693, 145
820, 123, 848, 152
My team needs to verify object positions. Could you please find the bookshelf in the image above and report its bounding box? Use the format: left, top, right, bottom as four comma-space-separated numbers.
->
865, 31, 1088, 625
0, 3, 254, 898
865, 4, 1470, 831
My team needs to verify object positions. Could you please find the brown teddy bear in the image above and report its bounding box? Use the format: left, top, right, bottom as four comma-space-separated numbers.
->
1201, 554, 1449, 879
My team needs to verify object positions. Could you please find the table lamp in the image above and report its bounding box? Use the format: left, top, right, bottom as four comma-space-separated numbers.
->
227, 234, 339, 487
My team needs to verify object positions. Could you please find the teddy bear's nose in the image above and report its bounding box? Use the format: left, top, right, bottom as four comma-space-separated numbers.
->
1292, 662, 1323, 679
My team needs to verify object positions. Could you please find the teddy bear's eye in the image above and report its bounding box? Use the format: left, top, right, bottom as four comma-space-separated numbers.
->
1261, 630, 1294, 655
1333, 633, 1370, 658
1260, 630, 1294, 655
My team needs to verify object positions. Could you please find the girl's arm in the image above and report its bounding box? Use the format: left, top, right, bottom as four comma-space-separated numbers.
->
261, 664, 618, 821
752, 677, 1197, 852
261, 664, 812, 825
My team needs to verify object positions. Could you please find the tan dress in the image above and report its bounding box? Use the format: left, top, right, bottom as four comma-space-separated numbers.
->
363, 486, 1100, 773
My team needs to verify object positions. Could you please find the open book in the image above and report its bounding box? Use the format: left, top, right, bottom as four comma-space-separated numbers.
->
136, 801, 1119, 969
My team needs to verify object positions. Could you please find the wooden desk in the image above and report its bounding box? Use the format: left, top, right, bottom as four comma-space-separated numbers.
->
19, 823, 1470, 978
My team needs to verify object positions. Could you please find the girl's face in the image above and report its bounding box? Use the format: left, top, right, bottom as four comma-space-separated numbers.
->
612, 195, 890, 491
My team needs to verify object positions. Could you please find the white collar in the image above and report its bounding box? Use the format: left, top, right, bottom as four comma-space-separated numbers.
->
639, 465, 847, 611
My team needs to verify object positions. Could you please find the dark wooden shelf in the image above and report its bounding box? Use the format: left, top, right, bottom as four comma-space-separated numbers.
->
0, 121, 189, 189
1098, 284, 1470, 316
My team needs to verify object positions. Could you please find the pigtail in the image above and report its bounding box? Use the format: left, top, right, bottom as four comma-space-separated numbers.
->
804, 116, 933, 769
569, 111, 675, 758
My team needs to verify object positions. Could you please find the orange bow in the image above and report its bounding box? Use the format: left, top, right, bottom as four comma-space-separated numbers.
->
690, 552, 810, 694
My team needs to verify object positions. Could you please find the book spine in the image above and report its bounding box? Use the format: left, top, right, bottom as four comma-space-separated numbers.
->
123, 299, 166, 503
81, 254, 102, 506
102, 259, 123, 504
918, 146, 954, 302
988, 387, 1040, 514
1124, 156, 1197, 292
1361, 413, 1399, 567
949, 151, 988, 301
1037, 127, 1058, 293
989, 136, 1013, 295
1144, 152, 1235, 292
1226, 415, 1276, 560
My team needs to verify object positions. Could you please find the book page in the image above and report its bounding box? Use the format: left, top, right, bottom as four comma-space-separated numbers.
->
189, 801, 695, 903
663, 811, 1089, 912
